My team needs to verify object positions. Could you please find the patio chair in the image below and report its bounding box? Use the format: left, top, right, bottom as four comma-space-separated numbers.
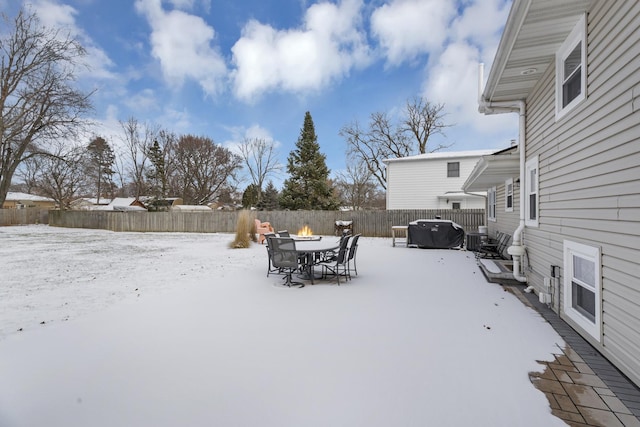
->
264, 233, 280, 277
255, 219, 274, 244
346, 233, 361, 279
476, 232, 511, 259
269, 237, 304, 287
320, 234, 350, 285
277, 230, 290, 237
319, 232, 350, 263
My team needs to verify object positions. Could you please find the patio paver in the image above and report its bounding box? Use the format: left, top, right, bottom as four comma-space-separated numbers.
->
504, 285, 640, 427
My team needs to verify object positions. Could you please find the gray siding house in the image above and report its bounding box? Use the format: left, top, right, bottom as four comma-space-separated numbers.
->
463, 0, 640, 387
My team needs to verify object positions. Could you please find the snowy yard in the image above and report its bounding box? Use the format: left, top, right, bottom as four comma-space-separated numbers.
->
0, 225, 567, 426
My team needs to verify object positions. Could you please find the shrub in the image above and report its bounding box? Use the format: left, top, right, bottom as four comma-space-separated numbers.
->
230, 209, 256, 248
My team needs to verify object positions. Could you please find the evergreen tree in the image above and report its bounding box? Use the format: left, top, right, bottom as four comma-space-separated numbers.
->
258, 180, 280, 210
85, 136, 115, 204
241, 183, 260, 208
280, 112, 338, 210
146, 140, 167, 198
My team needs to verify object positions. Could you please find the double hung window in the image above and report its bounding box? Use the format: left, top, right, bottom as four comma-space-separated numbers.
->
505, 178, 513, 212
488, 187, 496, 222
564, 240, 601, 341
556, 14, 586, 119
525, 157, 538, 227
447, 162, 460, 178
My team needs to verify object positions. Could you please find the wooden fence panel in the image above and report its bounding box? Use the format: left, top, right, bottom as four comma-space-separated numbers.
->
48, 209, 486, 237
0, 208, 49, 226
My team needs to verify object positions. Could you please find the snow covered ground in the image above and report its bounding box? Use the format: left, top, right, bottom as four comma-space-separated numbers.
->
0, 225, 567, 426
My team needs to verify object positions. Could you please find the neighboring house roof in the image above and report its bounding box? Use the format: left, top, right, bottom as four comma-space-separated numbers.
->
383, 149, 495, 164
93, 197, 146, 211
5, 192, 55, 202
463, 145, 520, 192
482, 0, 594, 103
170, 205, 211, 211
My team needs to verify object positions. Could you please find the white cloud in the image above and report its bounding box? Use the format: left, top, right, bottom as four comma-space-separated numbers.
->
419, 0, 516, 136
230, 0, 371, 101
123, 88, 160, 113
27, 0, 116, 80
135, 0, 227, 96
370, 0, 456, 66
223, 124, 280, 153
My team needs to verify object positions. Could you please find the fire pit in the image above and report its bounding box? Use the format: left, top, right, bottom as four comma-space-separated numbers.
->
294, 225, 322, 241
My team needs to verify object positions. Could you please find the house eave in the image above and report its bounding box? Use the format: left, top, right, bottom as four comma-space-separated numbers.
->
462, 153, 520, 192
482, 0, 595, 104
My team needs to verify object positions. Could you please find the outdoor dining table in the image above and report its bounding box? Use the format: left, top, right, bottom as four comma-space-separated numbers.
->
292, 237, 340, 284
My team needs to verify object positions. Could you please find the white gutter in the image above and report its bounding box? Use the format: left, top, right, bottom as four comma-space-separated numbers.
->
478, 63, 527, 283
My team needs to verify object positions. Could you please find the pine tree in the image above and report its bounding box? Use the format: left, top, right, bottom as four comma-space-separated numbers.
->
241, 183, 260, 208
146, 140, 167, 198
280, 112, 338, 210
258, 181, 280, 210
85, 136, 115, 204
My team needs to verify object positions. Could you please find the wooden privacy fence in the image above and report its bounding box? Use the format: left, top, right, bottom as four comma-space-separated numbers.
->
48, 209, 486, 237
0, 208, 49, 226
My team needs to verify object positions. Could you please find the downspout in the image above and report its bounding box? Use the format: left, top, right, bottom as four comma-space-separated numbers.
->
478, 63, 528, 283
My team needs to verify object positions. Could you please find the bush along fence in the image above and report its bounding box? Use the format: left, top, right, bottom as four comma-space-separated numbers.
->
48, 209, 486, 238
0, 208, 49, 226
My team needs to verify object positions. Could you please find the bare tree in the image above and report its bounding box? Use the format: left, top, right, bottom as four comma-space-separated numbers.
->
402, 97, 451, 154
119, 117, 157, 198
334, 156, 381, 211
34, 144, 87, 209
0, 9, 93, 206
172, 135, 242, 205
237, 137, 281, 199
340, 97, 451, 190
14, 156, 41, 194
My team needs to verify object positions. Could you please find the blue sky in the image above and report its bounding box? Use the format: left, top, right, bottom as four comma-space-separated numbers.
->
5, 0, 518, 188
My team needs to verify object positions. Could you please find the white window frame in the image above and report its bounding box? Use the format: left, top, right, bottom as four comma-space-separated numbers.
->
505, 178, 514, 212
487, 187, 496, 222
563, 240, 601, 342
555, 14, 587, 120
525, 156, 539, 227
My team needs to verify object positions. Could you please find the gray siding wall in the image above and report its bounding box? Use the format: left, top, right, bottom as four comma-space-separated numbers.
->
523, 0, 640, 386
488, 184, 520, 240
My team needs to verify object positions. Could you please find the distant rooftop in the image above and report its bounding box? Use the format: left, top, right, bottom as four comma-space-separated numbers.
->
6, 192, 55, 202
383, 149, 496, 164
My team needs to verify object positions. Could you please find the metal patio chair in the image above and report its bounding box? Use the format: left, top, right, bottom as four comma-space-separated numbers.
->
346, 233, 361, 279
320, 234, 350, 285
269, 237, 304, 287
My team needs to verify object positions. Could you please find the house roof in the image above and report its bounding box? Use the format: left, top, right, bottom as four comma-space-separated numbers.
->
482, 0, 595, 103
436, 191, 486, 200
383, 149, 495, 164
108, 198, 139, 207
462, 146, 520, 192
6, 192, 55, 202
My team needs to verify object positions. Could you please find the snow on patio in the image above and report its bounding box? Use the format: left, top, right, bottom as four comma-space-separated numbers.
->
0, 225, 567, 426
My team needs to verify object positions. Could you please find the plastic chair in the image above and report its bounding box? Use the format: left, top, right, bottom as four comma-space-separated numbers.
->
255, 219, 274, 244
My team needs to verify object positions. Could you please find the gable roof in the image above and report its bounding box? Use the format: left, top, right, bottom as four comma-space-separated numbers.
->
482, 0, 595, 103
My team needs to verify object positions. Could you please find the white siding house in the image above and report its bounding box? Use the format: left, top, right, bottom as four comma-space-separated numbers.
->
465, 0, 640, 387
384, 150, 493, 210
